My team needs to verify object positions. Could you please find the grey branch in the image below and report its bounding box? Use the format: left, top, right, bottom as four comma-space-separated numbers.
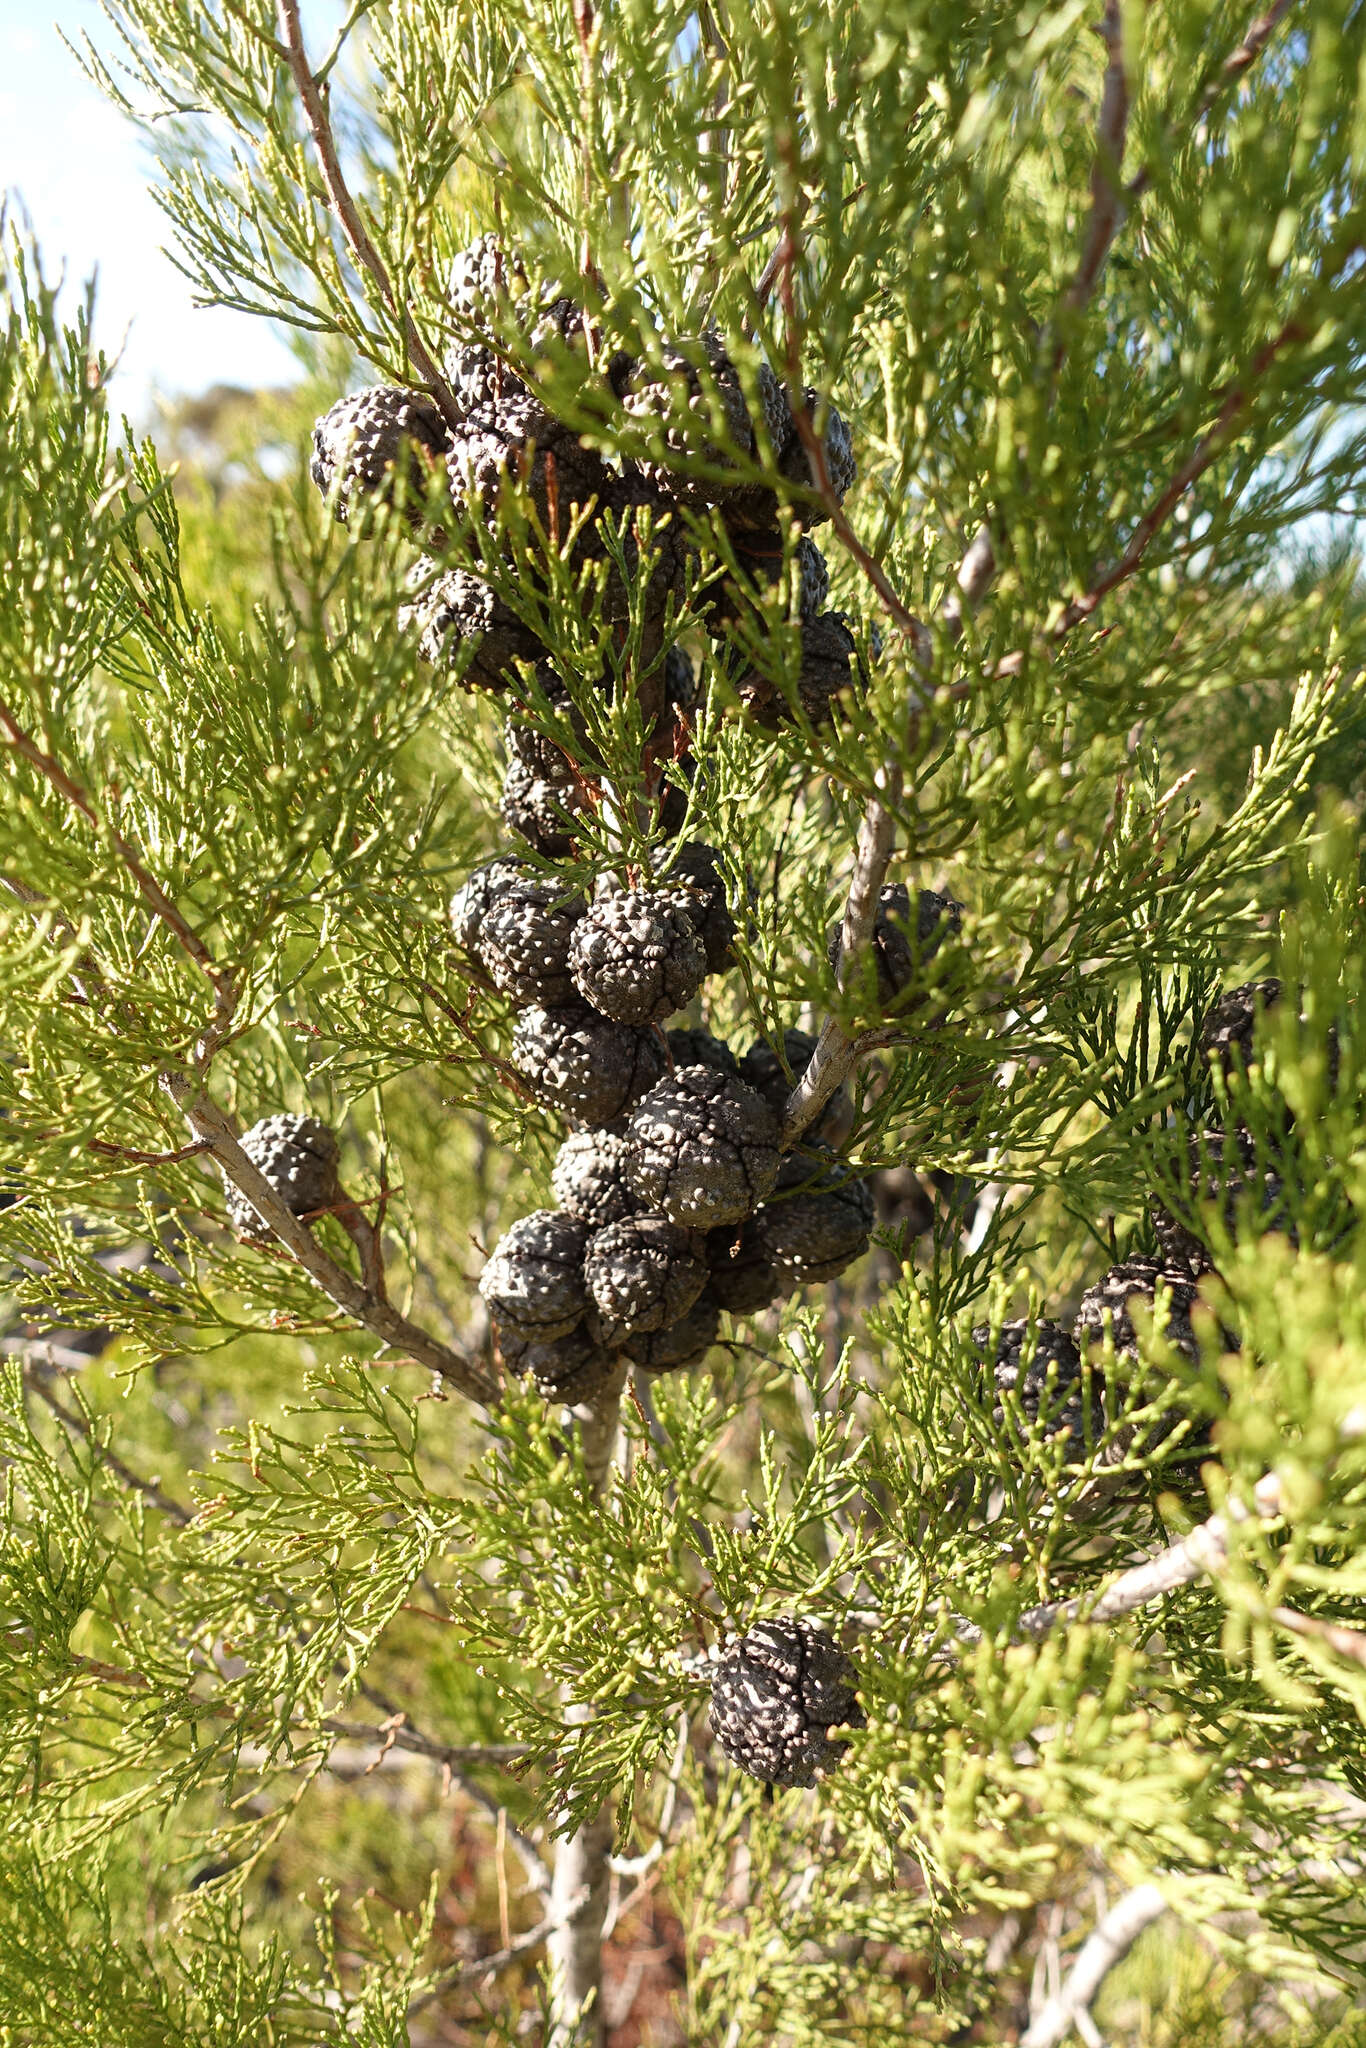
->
546, 1358, 629, 2047
954, 1480, 1283, 1650
941, 523, 998, 641
409, 1911, 560, 2014
318, 1717, 529, 1770
236, 1735, 547, 1898
781, 787, 901, 1148
1020, 1884, 1168, 2048
163, 1073, 500, 1408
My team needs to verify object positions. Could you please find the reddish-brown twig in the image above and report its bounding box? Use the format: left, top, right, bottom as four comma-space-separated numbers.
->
1127, 0, 1299, 207
1050, 302, 1322, 637
274, 0, 461, 426
1049, 0, 1130, 380
0, 692, 238, 1066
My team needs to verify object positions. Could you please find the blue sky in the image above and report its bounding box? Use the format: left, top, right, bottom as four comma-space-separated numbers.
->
0, 3, 302, 411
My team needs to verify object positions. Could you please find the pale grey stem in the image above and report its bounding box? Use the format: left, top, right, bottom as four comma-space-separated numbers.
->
953, 1480, 1284, 1650
953, 1514, 1228, 1647
317, 1718, 529, 1770
1020, 1883, 1168, 2048
781, 786, 901, 1147
546, 1359, 628, 2047
1, 1336, 120, 1373
941, 523, 998, 641
547, 1791, 616, 2048
409, 1911, 560, 2013
1270, 1603, 1366, 1668
162, 1073, 499, 1407
234, 1741, 549, 1893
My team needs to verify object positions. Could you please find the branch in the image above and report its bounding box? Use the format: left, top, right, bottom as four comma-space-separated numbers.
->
1127, 0, 1299, 207
21, 1355, 192, 1526
780, 796, 901, 1148
953, 1477, 1284, 1649
941, 523, 998, 642
1, 1337, 115, 1373
318, 1716, 529, 1770
1270, 1604, 1366, 1669
1049, 302, 1319, 637
408, 1911, 561, 2013
1049, 0, 1130, 379
1048, 0, 1292, 380
162, 1072, 500, 1408
1020, 1884, 1168, 2048
0, 693, 237, 1063
274, 0, 461, 426
260, 1717, 551, 1897
546, 1359, 629, 2048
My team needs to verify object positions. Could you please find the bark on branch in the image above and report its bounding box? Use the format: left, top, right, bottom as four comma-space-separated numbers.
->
780, 795, 901, 1148
952, 1477, 1284, 1650
1048, 0, 1130, 380
163, 1073, 500, 1407
545, 1361, 629, 2048
1020, 1883, 1168, 2048
274, 0, 461, 426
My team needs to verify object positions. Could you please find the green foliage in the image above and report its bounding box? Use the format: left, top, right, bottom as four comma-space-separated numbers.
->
5, 0, 1366, 2039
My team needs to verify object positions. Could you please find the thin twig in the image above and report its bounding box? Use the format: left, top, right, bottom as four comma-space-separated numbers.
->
1020, 1884, 1168, 2048
408, 1912, 560, 2013
1050, 303, 1320, 637
22, 1356, 193, 1525
333, 1191, 388, 1301
1049, 0, 1130, 380
1126, 0, 1299, 206
1271, 1605, 1366, 1668
0, 1337, 106, 1373
274, 0, 461, 425
781, 804, 901, 1149
317, 1718, 529, 1768
0, 693, 237, 1063
953, 1479, 1283, 1649
162, 1072, 499, 1407
447, 1759, 552, 1899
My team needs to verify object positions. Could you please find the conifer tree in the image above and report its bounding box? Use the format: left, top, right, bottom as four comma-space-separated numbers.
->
5, 2, 1366, 2043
